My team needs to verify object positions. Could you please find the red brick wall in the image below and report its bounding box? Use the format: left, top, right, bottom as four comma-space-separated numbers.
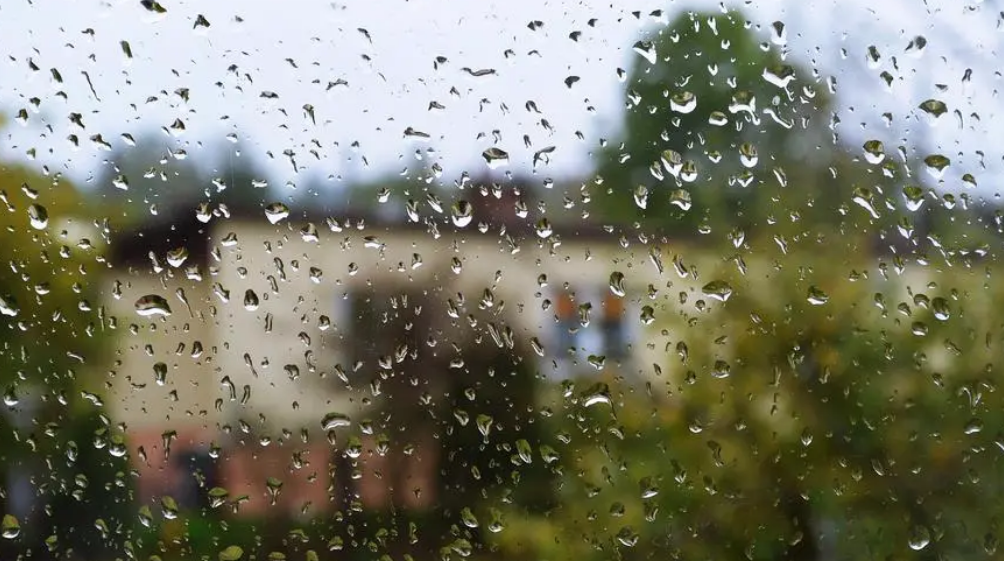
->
126, 427, 439, 516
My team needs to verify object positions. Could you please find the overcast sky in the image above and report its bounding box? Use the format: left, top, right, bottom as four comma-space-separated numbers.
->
0, 0, 999, 196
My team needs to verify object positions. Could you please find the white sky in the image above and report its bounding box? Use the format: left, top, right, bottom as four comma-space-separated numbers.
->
0, 0, 1000, 196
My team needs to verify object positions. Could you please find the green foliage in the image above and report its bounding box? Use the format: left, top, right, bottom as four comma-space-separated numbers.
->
492, 236, 1003, 560
592, 9, 869, 239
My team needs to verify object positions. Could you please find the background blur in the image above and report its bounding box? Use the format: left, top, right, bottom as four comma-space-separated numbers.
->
0, 1, 1001, 560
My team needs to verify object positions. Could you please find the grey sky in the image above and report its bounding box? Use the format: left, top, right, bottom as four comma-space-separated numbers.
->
0, 0, 999, 196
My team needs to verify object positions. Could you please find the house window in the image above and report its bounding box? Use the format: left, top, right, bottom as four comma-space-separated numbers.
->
555, 291, 578, 355
601, 293, 628, 359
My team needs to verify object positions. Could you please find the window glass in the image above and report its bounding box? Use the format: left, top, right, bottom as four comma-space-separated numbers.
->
0, 1, 999, 560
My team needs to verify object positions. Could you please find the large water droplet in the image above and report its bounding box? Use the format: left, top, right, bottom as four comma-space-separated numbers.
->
923, 154, 950, 179
2, 515, 20, 540
908, 525, 931, 551
219, 545, 244, 561
264, 202, 290, 224
166, 247, 189, 268
670, 91, 697, 113
862, 140, 885, 164
135, 294, 172, 317
153, 362, 167, 386
321, 412, 351, 430
902, 185, 925, 212
919, 98, 947, 119
806, 286, 829, 306
632, 40, 657, 64
482, 147, 509, 169
243, 289, 259, 311
702, 280, 733, 302
27, 204, 48, 230
581, 382, 612, 407
609, 271, 626, 297
451, 200, 473, 227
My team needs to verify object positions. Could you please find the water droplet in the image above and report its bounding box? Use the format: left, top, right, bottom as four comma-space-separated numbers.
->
770, 21, 786, 45
135, 294, 172, 317
964, 418, 983, 435
165, 247, 189, 268
862, 140, 885, 164
851, 186, 880, 219
581, 382, 612, 407
208, 487, 229, 509
243, 289, 259, 311
632, 40, 657, 64
27, 204, 48, 230
919, 98, 947, 119
908, 525, 931, 551
321, 412, 351, 430
460, 507, 479, 528
482, 147, 509, 169
475, 414, 494, 438
0, 295, 19, 317
640, 306, 655, 325
264, 202, 290, 224
923, 154, 950, 179
451, 200, 473, 227
587, 355, 606, 370
534, 218, 553, 239
2, 515, 21, 540
661, 149, 683, 177
739, 143, 758, 168
515, 439, 533, 464
609, 271, 626, 297
219, 545, 244, 561
670, 91, 697, 113
616, 526, 639, 547
639, 476, 659, 498
669, 189, 692, 211
153, 362, 167, 386
708, 111, 728, 126
633, 185, 649, 209
763, 64, 795, 88
702, 280, 733, 302
161, 496, 179, 520
902, 185, 925, 212
806, 286, 829, 305
931, 297, 950, 321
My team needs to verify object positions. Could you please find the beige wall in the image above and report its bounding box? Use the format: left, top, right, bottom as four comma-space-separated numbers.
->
104, 218, 735, 434
103, 269, 218, 431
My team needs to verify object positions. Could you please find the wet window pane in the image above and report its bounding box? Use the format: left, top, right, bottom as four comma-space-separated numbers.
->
0, 1, 999, 560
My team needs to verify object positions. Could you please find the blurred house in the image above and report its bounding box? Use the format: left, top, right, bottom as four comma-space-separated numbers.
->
99, 179, 709, 518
